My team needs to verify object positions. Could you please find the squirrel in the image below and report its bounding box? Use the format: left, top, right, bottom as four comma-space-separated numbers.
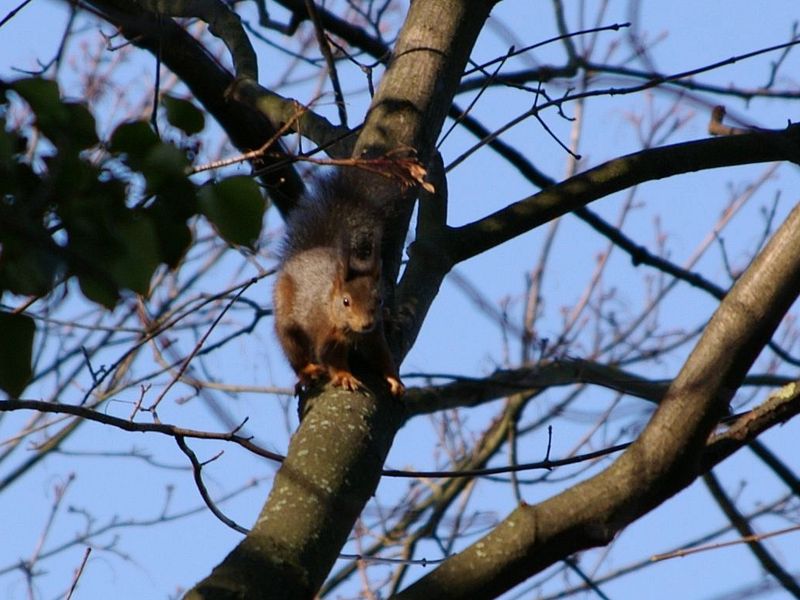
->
273, 169, 405, 397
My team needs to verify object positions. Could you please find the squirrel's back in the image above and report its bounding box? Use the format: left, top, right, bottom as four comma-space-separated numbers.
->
278, 171, 384, 263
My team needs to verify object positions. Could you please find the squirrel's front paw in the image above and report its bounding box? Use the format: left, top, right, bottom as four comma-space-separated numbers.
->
330, 369, 363, 392
386, 376, 405, 397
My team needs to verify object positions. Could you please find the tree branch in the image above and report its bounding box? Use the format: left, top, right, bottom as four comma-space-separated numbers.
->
185, 2, 498, 597
447, 126, 800, 265
0, 399, 284, 462
81, 0, 305, 213
402, 359, 794, 418
396, 199, 800, 598
703, 471, 800, 598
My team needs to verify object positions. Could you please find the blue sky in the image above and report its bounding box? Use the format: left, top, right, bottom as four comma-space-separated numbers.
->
2, 2, 800, 599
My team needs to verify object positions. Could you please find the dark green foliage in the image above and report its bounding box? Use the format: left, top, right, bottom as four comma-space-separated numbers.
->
162, 94, 206, 136
0, 76, 265, 390
1, 76, 264, 301
109, 120, 160, 167
198, 176, 266, 248
0, 312, 33, 396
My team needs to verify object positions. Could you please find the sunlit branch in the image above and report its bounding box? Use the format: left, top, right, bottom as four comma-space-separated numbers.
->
448, 125, 800, 264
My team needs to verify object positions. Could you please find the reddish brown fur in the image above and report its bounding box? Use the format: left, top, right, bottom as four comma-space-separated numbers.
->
274, 246, 403, 396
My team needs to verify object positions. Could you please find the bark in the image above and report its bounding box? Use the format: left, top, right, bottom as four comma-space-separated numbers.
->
185, 1, 498, 597
395, 201, 800, 599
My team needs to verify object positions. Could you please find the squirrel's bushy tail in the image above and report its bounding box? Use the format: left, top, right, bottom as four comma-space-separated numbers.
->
279, 169, 388, 276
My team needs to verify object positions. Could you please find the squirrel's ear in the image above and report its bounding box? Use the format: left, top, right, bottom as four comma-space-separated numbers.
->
353, 233, 381, 277
332, 262, 346, 291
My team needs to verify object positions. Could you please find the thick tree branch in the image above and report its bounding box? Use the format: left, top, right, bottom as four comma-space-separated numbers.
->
355, 0, 500, 291
230, 80, 355, 161
402, 359, 793, 419
447, 126, 800, 265
82, 0, 305, 213
396, 200, 800, 598
185, 2, 498, 597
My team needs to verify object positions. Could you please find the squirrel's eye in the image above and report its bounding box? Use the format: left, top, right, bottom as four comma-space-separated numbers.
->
342, 295, 351, 307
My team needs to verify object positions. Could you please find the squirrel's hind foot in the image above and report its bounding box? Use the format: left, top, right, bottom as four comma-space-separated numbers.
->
295, 363, 326, 395
299, 363, 326, 380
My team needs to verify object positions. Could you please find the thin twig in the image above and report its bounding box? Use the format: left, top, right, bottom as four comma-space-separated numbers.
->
305, 0, 348, 126
0, 0, 34, 29
175, 435, 249, 534
650, 524, 800, 563
382, 442, 630, 478
0, 399, 285, 462
189, 103, 308, 174
703, 471, 800, 597
146, 278, 257, 413
449, 37, 800, 171
64, 548, 92, 600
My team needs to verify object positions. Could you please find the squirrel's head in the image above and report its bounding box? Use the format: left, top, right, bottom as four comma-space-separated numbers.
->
333, 273, 381, 334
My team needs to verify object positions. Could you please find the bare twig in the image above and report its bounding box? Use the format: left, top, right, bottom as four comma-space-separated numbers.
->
703, 471, 800, 598
650, 523, 800, 564
146, 278, 257, 413
175, 436, 249, 534
0, 399, 285, 462
0, 0, 33, 29
64, 547, 92, 600
304, 0, 347, 126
